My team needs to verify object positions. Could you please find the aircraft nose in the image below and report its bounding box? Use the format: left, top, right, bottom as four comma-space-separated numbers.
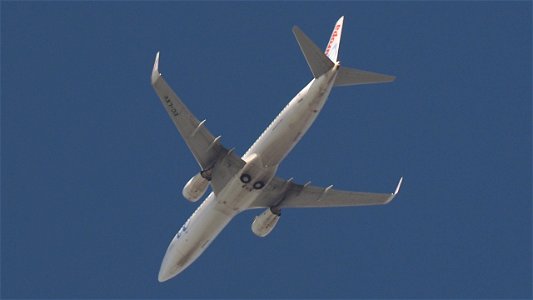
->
158, 266, 174, 282
158, 238, 184, 282
158, 251, 184, 282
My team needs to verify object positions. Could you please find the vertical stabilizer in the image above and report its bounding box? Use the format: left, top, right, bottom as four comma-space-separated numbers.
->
293, 16, 395, 85
325, 16, 344, 62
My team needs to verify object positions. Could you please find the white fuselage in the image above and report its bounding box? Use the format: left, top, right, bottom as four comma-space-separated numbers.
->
158, 64, 340, 282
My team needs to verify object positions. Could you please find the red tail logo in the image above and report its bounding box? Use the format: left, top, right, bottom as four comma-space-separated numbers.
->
325, 24, 341, 55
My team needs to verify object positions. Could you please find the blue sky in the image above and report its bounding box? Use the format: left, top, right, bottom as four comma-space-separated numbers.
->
2, 2, 531, 298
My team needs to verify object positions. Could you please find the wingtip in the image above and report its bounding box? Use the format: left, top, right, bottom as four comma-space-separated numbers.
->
394, 177, 403, 195
151, 51, 161, 85
292, 25, 301, 33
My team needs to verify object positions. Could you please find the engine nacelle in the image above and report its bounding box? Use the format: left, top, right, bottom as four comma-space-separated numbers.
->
182, 173, 209, 202
251, 208, 281, 237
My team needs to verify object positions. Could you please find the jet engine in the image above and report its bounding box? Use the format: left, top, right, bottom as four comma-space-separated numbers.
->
182, 173, 209, 202
251, 208, 281, 237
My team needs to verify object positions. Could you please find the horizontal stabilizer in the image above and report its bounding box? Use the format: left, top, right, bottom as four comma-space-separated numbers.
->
334, 66, 396, 86
293, 26, 334, 78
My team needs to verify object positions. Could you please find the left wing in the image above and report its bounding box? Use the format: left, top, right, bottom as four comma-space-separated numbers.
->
151, 52, 245, 194
249, 177, 402, 209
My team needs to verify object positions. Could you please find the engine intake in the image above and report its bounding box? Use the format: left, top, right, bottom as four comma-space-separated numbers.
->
182, 173, 209, 202
251, 208, 281, 237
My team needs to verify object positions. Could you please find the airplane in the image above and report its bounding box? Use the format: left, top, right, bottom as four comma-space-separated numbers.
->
151, 16, 403, 282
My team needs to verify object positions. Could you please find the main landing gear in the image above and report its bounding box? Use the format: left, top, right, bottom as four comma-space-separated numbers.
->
240, 173, 264, 190
253, 181, 265, 189
240, 174, 251, 183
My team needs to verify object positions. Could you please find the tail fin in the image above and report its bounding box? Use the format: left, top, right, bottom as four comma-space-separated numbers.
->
325, 16, 344, 62
293, 17, 396, 85
291, 16, 344, 78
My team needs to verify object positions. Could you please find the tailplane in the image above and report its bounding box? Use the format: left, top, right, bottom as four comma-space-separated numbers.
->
292, 26, 333, 79
293, 16, 395, 85
335, 66, 395, 86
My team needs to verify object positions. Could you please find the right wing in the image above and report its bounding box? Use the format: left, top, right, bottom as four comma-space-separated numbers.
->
151, 52, 245, 194
249, 177, 402, 209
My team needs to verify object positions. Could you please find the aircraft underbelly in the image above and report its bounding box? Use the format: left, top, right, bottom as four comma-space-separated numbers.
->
252, 74, 336, 167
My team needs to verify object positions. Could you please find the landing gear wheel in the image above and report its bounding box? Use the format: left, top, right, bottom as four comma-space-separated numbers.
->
240, 174, 251, 183
253, 181, 265, 190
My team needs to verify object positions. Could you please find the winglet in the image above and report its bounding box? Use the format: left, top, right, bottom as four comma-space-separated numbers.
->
151, 51, 161, 85
385, 177, 403, 204
394, 177, 403, 195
